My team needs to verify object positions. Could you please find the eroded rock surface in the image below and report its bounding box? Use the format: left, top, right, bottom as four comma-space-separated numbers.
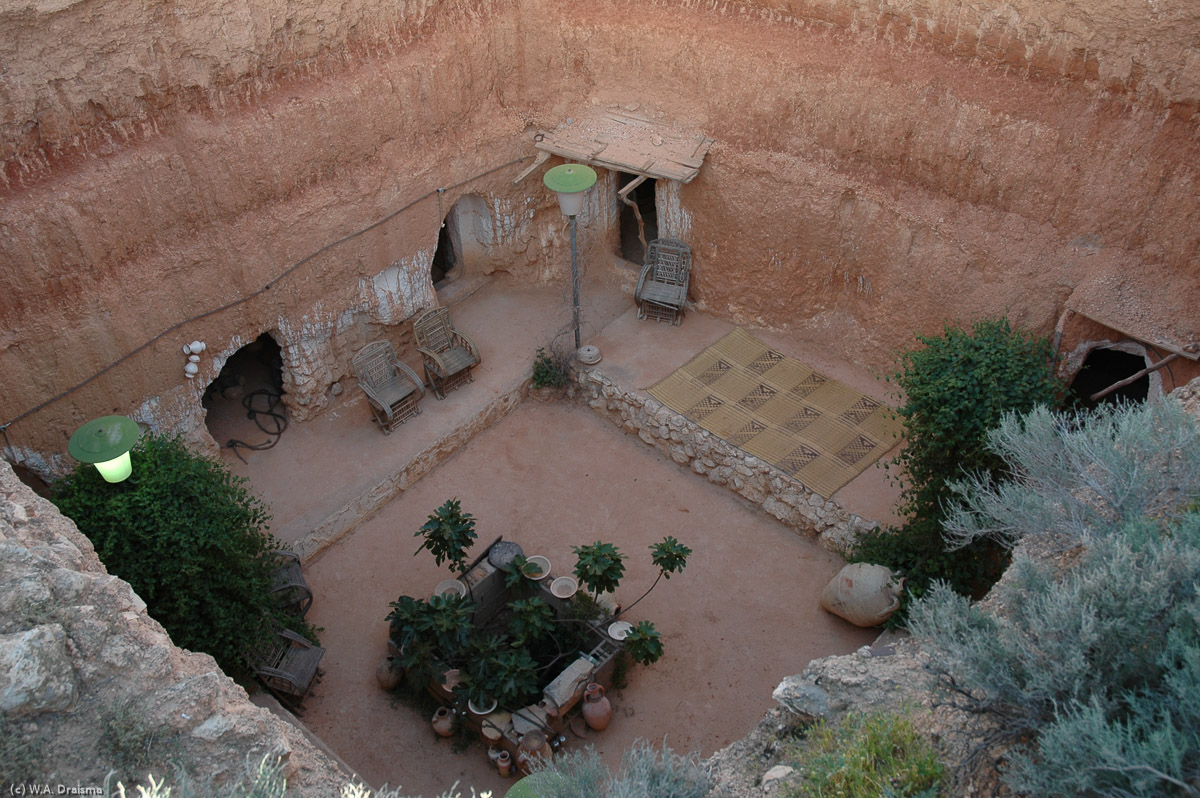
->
0, 461, 354, 791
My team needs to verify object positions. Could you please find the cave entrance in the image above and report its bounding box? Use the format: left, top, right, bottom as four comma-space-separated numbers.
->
202, 333, 288, 455
1068, 346, 1150, 409
431, 194, 490, 293
430, 219, 456, 287
618, 172, 658, 265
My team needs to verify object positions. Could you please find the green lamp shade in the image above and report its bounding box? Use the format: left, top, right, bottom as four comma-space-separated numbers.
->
93, 451, 133, 483
68, 415, 140, 483
543, 163, 597, 217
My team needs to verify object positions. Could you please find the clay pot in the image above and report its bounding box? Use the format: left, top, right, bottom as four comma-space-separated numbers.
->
517, 730, 548, 775
581, 682, 612, 731
376, 658, 403, 691
497, 750, 513, 778
432, 706, 455, 737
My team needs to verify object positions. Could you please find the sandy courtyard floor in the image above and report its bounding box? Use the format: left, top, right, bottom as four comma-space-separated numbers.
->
300, 399, 877, 795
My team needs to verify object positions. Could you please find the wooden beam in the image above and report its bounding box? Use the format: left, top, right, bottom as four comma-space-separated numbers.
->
1090, 352, 1181, 401
511, 151, 550, 185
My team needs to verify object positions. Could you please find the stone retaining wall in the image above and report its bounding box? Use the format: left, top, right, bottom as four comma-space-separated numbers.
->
570, 365, 877, 552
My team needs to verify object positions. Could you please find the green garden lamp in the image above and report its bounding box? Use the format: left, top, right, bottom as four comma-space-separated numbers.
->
543, 163, 598, 349
68, 415, 140, 483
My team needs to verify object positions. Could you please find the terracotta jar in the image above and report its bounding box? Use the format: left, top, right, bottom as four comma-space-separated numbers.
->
432, 706, 455, 737
497, 750, 513, 778
581, 682, 612, 731
517, 730, 548, 775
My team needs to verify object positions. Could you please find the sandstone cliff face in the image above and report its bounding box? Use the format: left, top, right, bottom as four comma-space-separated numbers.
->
2, 0, 1198, 476
0, 460, 355, 791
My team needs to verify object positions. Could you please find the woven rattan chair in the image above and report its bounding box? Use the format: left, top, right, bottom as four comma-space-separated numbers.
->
635, 238, 692, 325
268, 550, 313, 618
248, 627, 325, 712
413, 307, 481, 399
352, 341, 425, 434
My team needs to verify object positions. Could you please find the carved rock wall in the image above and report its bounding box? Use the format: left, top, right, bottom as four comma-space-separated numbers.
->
3, 0, 1198, 480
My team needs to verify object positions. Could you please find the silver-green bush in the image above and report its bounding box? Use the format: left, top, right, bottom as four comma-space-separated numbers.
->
909, 399, 1200, 796
531, 738, 711, 798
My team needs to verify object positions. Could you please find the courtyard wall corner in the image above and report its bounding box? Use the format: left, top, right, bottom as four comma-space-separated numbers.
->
570, 365, 877, 552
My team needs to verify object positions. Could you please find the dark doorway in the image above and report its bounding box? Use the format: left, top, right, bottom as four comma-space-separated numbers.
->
431, 219, 456, 286
203, 333, 288, 456
618, 172, 658, 265
1068, 347, 1149, 409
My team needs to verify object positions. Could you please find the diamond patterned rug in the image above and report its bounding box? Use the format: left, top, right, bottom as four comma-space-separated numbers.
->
648, 328, 903, 498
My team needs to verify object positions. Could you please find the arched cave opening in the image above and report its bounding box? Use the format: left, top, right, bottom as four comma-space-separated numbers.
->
618, 172, 658, 265
1069, 346, 1150, 409
202, 333, 287, 453
430, 217, 457, 287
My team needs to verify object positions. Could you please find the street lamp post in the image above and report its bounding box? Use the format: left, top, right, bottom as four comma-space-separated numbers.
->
543, 163, 598, 350
68, 415, 140, 483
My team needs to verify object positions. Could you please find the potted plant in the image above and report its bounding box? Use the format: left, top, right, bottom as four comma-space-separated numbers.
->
415, 499, 477, 578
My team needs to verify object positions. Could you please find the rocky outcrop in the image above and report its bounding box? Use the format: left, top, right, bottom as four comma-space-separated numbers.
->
0, 461, 354, 792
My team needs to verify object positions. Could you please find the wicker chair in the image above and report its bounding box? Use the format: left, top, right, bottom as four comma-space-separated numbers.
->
635, 238, 692, 325
413, 307, 482, 399
248, 627, 325, 712
352, 341, 425, 434
268, 550, 313, 618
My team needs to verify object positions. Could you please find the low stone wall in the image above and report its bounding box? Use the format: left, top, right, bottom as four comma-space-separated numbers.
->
294, 378, 527, 561
570, 366, 877, 552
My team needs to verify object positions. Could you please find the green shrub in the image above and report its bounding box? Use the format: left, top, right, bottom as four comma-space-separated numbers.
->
783, 710, 946, 797
848, 318, 1063, 604
532, 346, 570, 390
531, 738, 711, 798
51, 433, 314, 677
908, 399, 1200, 796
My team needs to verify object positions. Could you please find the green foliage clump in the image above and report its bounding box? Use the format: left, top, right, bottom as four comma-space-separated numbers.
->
848, 318, 1063, 605
782, 711, 946, 798
415, 498, 477, 576
624, 621, 664, 666
531, 738, 711, 798
532, 346, 570, 390
50, 433, 313, 677
908, 399, 1200, 796
572, 541, 627, 597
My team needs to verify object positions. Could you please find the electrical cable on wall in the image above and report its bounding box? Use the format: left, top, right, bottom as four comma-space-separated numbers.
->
0, 155, 535, 443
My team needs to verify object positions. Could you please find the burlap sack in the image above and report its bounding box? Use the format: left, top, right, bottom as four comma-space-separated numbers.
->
819, 563, 905, 627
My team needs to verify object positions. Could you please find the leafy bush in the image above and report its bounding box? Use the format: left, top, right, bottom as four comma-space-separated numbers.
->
532, 346, 570, 390
415, 498, 477, 576
572, 541, 627, 597
782, 710, 946, 798
624, 621, 664, 666
51, 433, 313, 677
848, 318, 1063, 604
531, 738, 711, 798
908, 399, 1200, 795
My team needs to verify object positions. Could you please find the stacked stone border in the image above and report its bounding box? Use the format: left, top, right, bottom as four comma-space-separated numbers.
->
569, 365, 878, 553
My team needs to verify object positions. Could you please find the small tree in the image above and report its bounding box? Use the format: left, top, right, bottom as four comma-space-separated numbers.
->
619, 536, 692, 618
51, 433, 313, 677
572, 541, 627, 600
415, 499, 477, 577
849, 317, 1064, 603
